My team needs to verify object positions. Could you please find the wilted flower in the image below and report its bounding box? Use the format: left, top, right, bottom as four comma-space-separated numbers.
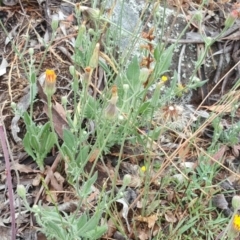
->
44, 69, 57, 96
83, 66, 92, 84
155, 104, 192, 130
105, 85, 118, 119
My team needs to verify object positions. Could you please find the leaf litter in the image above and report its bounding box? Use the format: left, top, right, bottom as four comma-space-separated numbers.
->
1, 0, 240, 239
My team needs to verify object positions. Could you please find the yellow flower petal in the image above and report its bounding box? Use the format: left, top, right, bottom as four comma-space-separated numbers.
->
45, 69, 56, 83
141, 166, 146, 172
161, 75, 168, 82
233, 214, 240, 231
44, 69, 57, 96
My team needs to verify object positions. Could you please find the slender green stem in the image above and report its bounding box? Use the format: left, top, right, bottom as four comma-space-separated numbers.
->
46, 95, 64, 158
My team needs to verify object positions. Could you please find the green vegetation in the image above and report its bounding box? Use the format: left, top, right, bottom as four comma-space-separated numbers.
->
2, 0, 240, 239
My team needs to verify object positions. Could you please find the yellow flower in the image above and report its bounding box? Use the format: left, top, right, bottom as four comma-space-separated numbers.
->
233, 213, 240, 231
161, 75, 168, 82
44, 69, 57, 96
141, 166, 146, 172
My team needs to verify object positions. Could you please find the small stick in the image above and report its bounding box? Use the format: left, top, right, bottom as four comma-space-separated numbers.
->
33, 153, 62, 205
0, 123, 16, 240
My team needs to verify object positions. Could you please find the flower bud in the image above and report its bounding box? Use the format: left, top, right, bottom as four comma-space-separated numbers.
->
17, 184, 26, 199
123, 84, 129, 92
28, 48, 34, 56
51, 19, 59, 32
32, 204, 41, 214
225, 10, 238, 29
193, 11, 202, 23
204, 37, 213, 47
11, 102, 16, 110
88, 28, 95, 35
44, 69, 57, 96
89, 43, 100, 69
232, 196, 240, 210
139, 68, 151, 84
75, 23, 86, 48
123, 174, 131, 186
118, 115, 124, 121
69, 65, 76, 76
61, 96, 68, 105
86, 8, 100, 21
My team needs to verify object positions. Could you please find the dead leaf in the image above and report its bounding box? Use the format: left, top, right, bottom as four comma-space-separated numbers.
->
105, 218, 116, 238
45, 166, 63, 191
180, 162, 196, 170
202, 104, 232, 113
116, 198, 131, 232
87, 185, 100, 203
152, 225, 161, 236
66, 13, 74, 22
116, 175, 142, 188
164, 211, 177, 223
88, 148, 100, 162
0, 226, 11, 240
136, 214, 158, 228
147, 214, 158, 228
54, 172, 65, 189
43, 102, 68, 139
14, 163, 40, 174
212, 194, 229, 210
32, 173, 42, 186
232, 144, 240, 157
46, 189, 58, 203
54, 102, 67, 122
178, 145, 190, 160
138, 230, 149, 240
50, 174, 63, 191
212, 145, 228, 163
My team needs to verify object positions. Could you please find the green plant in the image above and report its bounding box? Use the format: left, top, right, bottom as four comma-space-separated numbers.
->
22, 112, 55, 171
8, 1, 240, 239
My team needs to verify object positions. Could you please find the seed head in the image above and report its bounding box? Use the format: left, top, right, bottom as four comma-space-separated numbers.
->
105, 85, 118, 119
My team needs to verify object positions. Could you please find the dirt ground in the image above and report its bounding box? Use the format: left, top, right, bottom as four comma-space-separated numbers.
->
1, 0, 240, 239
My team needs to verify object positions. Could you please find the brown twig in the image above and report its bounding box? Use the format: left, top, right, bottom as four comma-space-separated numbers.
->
0, 123, 16, 240
33, 153, 62, 205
